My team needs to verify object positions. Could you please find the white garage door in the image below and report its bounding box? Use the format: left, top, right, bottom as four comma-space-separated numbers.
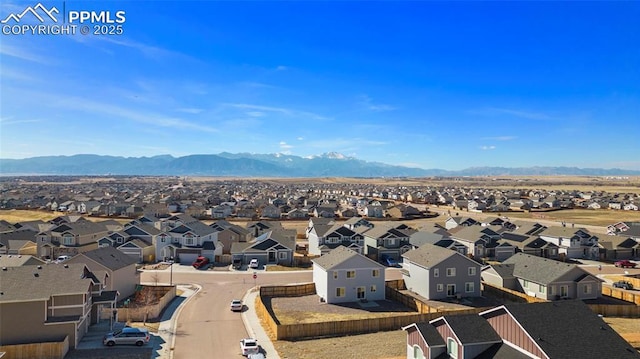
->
178, 253, 199, 264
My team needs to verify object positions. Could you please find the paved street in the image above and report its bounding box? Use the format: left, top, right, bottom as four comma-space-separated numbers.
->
139, 264, 403, 359
141, 265, 312, 359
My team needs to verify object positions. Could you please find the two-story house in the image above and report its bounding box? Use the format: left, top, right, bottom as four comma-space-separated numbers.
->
0, 264, 118, 353
538, 227, 599, 259
363, 225, 415, 260
307, 222, 365, 256
37, 220, 122, 260
312, 246, 386, 303
402, 243, 481, 300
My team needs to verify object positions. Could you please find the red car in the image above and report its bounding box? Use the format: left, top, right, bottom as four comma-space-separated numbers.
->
192, 256, 210, 269
614, 260, 637, 268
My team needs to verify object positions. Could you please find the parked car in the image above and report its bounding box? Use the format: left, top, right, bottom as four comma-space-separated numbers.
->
613, 281, 634, 290
192, 256, 209, 269
248, 353, 266, 359
233, 258, 243, 269
240, 338, 259, 356
380, 255, 398, 267
55, 255, 70, 263
230, 299, 243, 312
249, 258, 260, 269
103, 327, 150, 346
614, 260, 637, 268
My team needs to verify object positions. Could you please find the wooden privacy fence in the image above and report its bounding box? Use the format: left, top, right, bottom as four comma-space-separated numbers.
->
602, 286, 640, 305
260, 283, 316, 297
0, 336, 69, 359
103, 285, 176, 322
481, 282, 548, 303
274, 309, 483, 340
588, 304, 640, 318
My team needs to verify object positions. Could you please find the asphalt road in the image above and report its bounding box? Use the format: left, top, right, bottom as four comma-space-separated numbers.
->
141, 267, 311, 358
140, 265, 403, 359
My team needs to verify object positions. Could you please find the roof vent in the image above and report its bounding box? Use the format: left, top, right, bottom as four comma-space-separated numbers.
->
64, 264, 69, 268
34, 273, 39, 277
1, 267, 7, 271
37, 265, 42, 269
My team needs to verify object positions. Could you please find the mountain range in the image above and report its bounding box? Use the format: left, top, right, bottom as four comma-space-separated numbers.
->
1, 153, 639, 177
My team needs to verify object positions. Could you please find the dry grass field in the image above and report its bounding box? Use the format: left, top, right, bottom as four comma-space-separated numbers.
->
273, 329, 406, 359
0, 209, 130, 224
606, 317, 640, 350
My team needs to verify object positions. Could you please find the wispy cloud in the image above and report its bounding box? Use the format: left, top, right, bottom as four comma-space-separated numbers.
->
279, 141, 293, 154
0, 118, 41, 125
19, 89, 219, 133
177, 108, 204, 114
0, 43, 48, 63
358, 95, 396, 112
297, 137, 304, 141
471, 107, 554, 121
276, 65, 288, 71
225, 103, 329, 121
480, 145, 496, 150
246, 111, 265, 117
481, 136, 517, 141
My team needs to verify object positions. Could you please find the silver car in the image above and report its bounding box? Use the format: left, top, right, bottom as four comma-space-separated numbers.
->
103, 327, 150, 346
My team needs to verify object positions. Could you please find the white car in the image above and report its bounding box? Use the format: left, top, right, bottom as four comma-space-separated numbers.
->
230, 299, 243, 312
249, 258, 260, 269
240, 338, 259, 356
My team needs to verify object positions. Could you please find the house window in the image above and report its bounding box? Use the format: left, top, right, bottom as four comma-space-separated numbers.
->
413, 345, 424, 359
62, 236, 74, 245
333, 271, 338, 279
446, 268, 456, 277
278, 252, 287, 260
584, 284, 591, 294
539, 284, 545, 293
346, 270, 356, 279
468, 267, 476, 276
160, 236, 166, 243
465, 282, 474, 293
523, 280, 529, 288
116, 237, 124, 244
560, 285, 569, 298
370, 285, 377, 293
185, 237, 196, 246
336, 287, 345, 297
447, 338, 458, 358
372, 269, 380, 278
437, 284, 443, 292
549, 286, 555, 295
433, 268, 439, 277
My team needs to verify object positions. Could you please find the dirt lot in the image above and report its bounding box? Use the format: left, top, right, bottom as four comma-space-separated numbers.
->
274, 330, 406, 359
606, 317, 640, 349
268, 295, 416, 324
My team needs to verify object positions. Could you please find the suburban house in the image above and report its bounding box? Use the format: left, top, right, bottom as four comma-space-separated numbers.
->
66, 246, 140, 299
0, 229, 38, 255
597, 235, 640, 260
449, 226, 515, 261
210, 220, 249, 255
538, 227, 599, 259
231, 229, 296, 267
0, 254, 46, 267
363, 224, 415, 260
444, 217, 479, 230
402, 300, 640, 359
154, 216, 222, 264
37, 220, 122, 260
0, 264, 118, 353
312, 246, 386, 303
482, 253, 602, 300
96, 222, 160, 263
307, 220, 365, 256
402, 243, 482, 300
499, 233, 560, 259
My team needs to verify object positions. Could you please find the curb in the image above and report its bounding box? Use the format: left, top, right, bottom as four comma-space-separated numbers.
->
165, 284, 201, 359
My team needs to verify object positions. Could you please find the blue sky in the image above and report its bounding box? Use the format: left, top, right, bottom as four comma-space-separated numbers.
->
1, 1, 639, 170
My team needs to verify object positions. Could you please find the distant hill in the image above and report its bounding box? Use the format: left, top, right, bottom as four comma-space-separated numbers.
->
1, 153, 639, 177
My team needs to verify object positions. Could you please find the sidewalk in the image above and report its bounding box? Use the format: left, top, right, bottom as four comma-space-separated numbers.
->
241, 287, 281, 359
154, 284, 199, 359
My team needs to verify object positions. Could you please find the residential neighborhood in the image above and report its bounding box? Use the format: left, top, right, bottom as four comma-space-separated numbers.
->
1, 177, 640, 359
